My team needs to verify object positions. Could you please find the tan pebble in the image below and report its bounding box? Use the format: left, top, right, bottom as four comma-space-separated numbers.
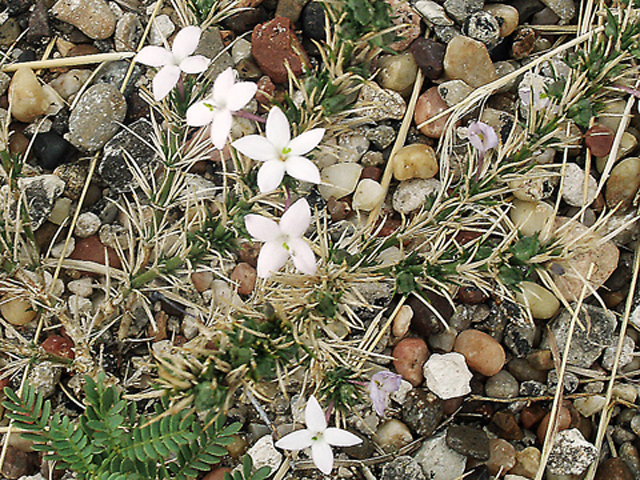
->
509, 199, 554, 242
392, 305, 413, 337
377, 52, 419, 95
443, 35, 497, 88
191, 271, 214, 293
454, 329, 505, 376
598, 99, 628, 133
414, 87, 453, 139
596, 131, 637, 172
485, 438, 516, 475
230, 262, 257, 295
202, 468, 233, 480
374, 419, 414, 452
51, 0, 116, 40
392, 337, 430, 386
0, 296, 37, 326
9, 67, 48, 123
510, 447, 541, 478
606, 157, 640, 211
537, 406, 571, 443
515, 281, 560, 320
225, 434, 248, 460
393, 144, 439, 180
483, 4, 519, 37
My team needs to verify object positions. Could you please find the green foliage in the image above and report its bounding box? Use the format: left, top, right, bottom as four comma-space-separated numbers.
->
224, 455, 271, 480
390, 252, 424, 295
340, 0, 395, 47
315, 290, 341, 317
319, 366, 362, 412
2, 373, 240, 480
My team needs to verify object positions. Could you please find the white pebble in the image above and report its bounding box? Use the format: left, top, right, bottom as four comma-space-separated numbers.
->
67, 277, 94, 297
148, 14, 175, 45
561, 162, 598, 207
51, 237, 75, 258
74, 212, 101, 238
393, 178, 441, 214
318, 163, 363, 200
352, 179, 385, 211
423, 352, 473, 400
68, 294, 92, 316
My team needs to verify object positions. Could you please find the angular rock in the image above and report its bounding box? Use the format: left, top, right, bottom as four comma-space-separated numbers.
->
424, 352, 473, 399
381, 456, 426, 480
446, 425, 490, 461
411, 37, 446, 80
387, 0, 421, 51
463, 11, 501, 49
444, 0, 483, 23
195, 27, 234, 82
415, 86, 452, 138
354, 82, 406, 121
415, 432, 467, 480
393, 178, 441, 214
414, 0, 454, 26
547, 428, 597, 475
51, 0, 116, 40
401, 389, 444, 436
251, 16, 309, 84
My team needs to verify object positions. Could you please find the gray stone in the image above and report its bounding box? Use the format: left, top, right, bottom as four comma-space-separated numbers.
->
438, 80, 473, 107
602, 336, 635, 371
540, 0, 575, 22
444, 0, 484, 24
519, 380, 546, 397
99, 118, 157, 192
546, 428, 597, 475
66, 84, 127, 152
353, 83, 406, 122
542, 304, 617, 368
401, 389, 444, 437
4, 175, 65, 230
446, 425, 490, 460
195, 27, 234, 82
415, 432, 467, 480
485, 370, 519, 398
433, 24, 462, 43
114, 13, 142, 52
351, 282, 394, 322
94, 60, 144, 98
463, 11, 501, 49
414, 0, 454, 26
381, 456, 426, 480
365, 125, 396, 150
547, 369, 579, 394
392, 178, 441, 214
28, 361, 61, 398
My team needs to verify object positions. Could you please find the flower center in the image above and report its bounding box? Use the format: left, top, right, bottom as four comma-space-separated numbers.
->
279, 146, 291, 162
311, 432, 323, 442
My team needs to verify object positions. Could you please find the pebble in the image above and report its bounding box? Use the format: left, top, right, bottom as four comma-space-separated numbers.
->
446, 425, 490, 461
509, 199, 554, 241
374, 419, 414, 452
485, 438, 516, 475
41, 335, 75, 360
511, 26, 537, 60
338, 133, 369, 162
95, 60, 143, 98
16, 175, 66, 230
484, 4, 519, 37
51, 0, 116, 39
414, 0, 454, 26
602, 336, 635, 370
230, 262, 257, 295
246, 435, 282, 474
0, 296, 37, 326
509, 171, 555, 202
67, 277, 94, 297
393, 144, 439, 181
352, 179, 385, 211
550, 217, 620, 302
318, 163, 362, 200
443, 35, 498, 88
597, 131, 637, 172
74, 212, 101, 238
68, 294, 92, 316
392, 305, 413, 337
599, 99, 627, 133
410, 38, 446, 81
613, 383, 638, 403
401, 389, 444, 436
28, 361, 61, 398
463, 11, 501, 49
148, 14, 175, 45
444, 0, 483, 23
381, 456, 426, 480
99, 224, 132, 250
514, 281, 560, 320
606, 157, 640, 211
301, 1, 325, 41
409, 291, 452, 337
275, 0, 307, 22
595, 458, 634, 480
485, 370, 519, 398
454, 329, 505, 376
70, 234, 123, 271
423, 352, 473, 399
100, 118, 156, 192
547, 369, 579, 394
203, 468, 232, 480
428, 329, 457, 352
49, 69, 92, 101
510, 447, 541, 478
561, 162, 598, 207
32, 132, 73, 171
415, 87, 452, 138
544, 304, 617, 368
392, 337, 430, 386
377, 52, 419, 94
415, 432, 466, 480
585, 124, 615, 157
547, 428, 597, 475
438, 80, 473, 108
114, 12, 141, 52
540, 0, 575, 22
67, 84, 127, 152
353, 83, 406, 122
392, 177, 440, 215
0, 19, 21, 47
365, 125, 395, 150
9, 67, 48, 123
574, 395, 606, 417
387, 0, 421, 51
251, 16, 309, 84
51, 237, 75, 258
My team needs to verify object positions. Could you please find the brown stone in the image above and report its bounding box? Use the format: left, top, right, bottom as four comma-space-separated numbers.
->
456, 286, 489, 304
230, 262, 257, 295
443, 35, 497, 88
410, 37, 446, 80
407, 290, 452, 337
51, 0, 116, 40
361, 166, 383, 182
520, 403, 547, 429
41, 335, 75, 360
256, 75, 275, 104
70, 234, 122, 272
595, 458, 634, 480
585, 124, 615, 157
387, 0, 421, 51
537, 406, 571, 443
392, 337, 430, 386
238, 241, 260, 268
202, 467, 233, 480
490, 409, 523, 440
511, 26, 536, 60
486, 438, 516, 476
327, 196, 352, 221
414, 86, 453, 139
454, 329, 505, 376
1, 446, 39, 479
251, 16, 310, 84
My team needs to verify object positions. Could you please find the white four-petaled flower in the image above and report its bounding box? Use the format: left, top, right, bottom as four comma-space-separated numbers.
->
134, 25, 210, 101
232, 107, 324, 193
186, 67, 258, 150
275, 395, 362, 475
244, 198, 316, 278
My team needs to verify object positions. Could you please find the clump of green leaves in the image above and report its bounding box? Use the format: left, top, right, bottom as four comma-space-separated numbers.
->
2, 373, 240, 480
224, 455, 271, 480
339, 0, 395, 49
319, 366, 362, 413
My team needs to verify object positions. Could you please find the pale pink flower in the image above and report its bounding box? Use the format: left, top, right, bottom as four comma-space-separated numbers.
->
369, 371, 402, 417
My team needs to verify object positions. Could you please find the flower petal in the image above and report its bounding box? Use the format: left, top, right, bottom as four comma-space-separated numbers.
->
232, 135, 276, 162
285, 156, 321, 185
288, 238, 316, 276
244, 214, 280, 243
280, 198, 311, 238
369, 383, 386, 417
172, 25, 201, 61
275, 429, 314, 451
186, 100, 216, 126
135, 46, 173, 67
266, 107, 291, 151
324, 428, 363, 447
213, 68, 236, 107
179, 55, 210, 74
257, 160, 286, 193
152, 65, 181, 101
256, 241, 289, 278
210, 110, 233, 150
311, 440, 334, 475
226, 82, 258, 111
305, 396, 327, 433
288, 128, 325, 156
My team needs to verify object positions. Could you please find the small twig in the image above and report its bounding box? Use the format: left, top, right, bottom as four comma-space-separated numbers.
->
2, 52, 135, 72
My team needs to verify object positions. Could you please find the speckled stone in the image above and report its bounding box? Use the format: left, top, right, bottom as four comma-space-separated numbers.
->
463, 11, 501, 49
446, 425, 490, 461
52, 0, 116, 40
444, 0, 483, 23
354, 83, 406, 122
381, 456, 426, 480
392, 178, 441, 214
401, 389, 444, 437
547, 429, 597, 475
387, 0, 421, 51
415, 432, 467, 480
66, 84, 126, 152
443, 35, 498, 88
